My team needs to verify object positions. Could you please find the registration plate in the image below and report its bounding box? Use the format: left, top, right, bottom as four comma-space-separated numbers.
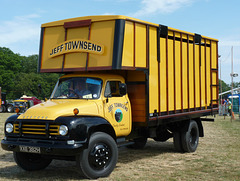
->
19, 146, 41, 154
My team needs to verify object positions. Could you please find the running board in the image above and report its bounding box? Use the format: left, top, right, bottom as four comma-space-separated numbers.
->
116, 137, 134, 148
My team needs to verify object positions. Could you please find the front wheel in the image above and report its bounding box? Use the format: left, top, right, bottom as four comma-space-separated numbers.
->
13, 152, 52, 171
77, 132, 118, 179
181, 120, 199, 152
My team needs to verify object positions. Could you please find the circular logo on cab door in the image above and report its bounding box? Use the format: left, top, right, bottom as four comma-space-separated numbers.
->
115, 109, 123, 123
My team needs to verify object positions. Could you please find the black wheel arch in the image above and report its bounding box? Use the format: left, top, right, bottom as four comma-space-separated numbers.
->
88, 123, 116, 141
185, 118, 203, 137
55, 116, 116, 145
168, 118, 204, 137
195, 119, 204, 137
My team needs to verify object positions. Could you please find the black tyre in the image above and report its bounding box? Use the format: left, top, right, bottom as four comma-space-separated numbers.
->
127, 137, 147, 149
181, 120, 199, 152
77, 132, 118, 179
0, 105, 6, 112
7, 105, 13, 112
13, 152, 52, 171
173, 131, 184, 152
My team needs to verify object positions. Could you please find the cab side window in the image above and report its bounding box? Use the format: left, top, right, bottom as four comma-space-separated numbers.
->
104, 81, 121, 97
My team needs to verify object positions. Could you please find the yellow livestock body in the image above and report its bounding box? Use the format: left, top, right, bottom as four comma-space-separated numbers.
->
39, 15, 218, 124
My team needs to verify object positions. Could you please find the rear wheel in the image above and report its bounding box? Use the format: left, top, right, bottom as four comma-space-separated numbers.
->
13, 152, 52, 171
181, 120, 199, 152
77, 132, 118, 179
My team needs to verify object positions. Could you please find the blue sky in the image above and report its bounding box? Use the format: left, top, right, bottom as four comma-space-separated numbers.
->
0, 0, 239, 84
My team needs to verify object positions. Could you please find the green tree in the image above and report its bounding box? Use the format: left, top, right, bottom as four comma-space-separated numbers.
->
0, 47, 21, 99
0, 47, 60, 100
20, 55, 38, 73
219, 79, 230, 93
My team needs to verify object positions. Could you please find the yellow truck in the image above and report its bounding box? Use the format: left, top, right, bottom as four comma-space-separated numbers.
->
1, 15, 219, 179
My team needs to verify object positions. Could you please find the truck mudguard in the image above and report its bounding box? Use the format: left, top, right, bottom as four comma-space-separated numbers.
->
54, 116, 116, 142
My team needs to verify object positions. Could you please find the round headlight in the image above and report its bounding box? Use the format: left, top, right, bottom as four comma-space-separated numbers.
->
59, 125, 68, 136
6, 123, 13, 133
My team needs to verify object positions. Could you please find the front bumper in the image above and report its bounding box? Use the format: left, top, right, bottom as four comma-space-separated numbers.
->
1, 137, 86, 156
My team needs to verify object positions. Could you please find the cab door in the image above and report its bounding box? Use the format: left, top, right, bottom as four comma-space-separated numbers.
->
103, 80, 131, 137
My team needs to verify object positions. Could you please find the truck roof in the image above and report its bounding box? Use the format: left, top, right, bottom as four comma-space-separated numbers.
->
41, 15, 218, 41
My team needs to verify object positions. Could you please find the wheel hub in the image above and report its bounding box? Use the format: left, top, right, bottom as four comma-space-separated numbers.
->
89, 144, 110, 169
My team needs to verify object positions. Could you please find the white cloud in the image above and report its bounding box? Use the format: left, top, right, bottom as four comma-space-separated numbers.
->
0, 14, 40, 46
102, 12, 115, 15
132, 0, 194, 17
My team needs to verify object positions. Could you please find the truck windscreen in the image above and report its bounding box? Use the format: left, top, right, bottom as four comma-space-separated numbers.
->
50, 77, 102, 99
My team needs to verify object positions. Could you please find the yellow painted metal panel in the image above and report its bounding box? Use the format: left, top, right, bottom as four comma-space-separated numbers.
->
201, 45, 206, 107
175, 40, 181, 110
182, 42, 188, 109
88, 20, 115, 68
211, 42, 217, 69
195, 44, 200, 108
189, 36, 194, 42
206, 47, 211, 106
149, 27, 158, 113
175, 32, 180, 38
160, 38, 167, 112
168, 31, 173, 37
182, 34, 188, 40
122, 21, 134, 67
189, 44, 194, 109
41, 26, 65, 70
135, 23, 146, 68
211, 41, 218, 104
212, 72, 217, 100
64, 27, 89, 69
168, 39, 174, 111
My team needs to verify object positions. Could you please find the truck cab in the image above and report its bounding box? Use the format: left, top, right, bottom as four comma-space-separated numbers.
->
17, 73, 131, 137
2, 73, 132, 179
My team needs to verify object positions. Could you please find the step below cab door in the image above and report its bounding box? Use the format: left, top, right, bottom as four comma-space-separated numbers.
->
103, 80, 131, 137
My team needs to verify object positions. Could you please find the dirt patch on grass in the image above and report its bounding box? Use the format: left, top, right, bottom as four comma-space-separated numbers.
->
0, 113, 239, 180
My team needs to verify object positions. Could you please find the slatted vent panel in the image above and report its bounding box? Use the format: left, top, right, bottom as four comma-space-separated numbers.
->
14, 123, 60, 136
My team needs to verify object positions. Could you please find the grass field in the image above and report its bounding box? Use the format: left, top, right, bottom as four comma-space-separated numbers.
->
0, 113, 239, 181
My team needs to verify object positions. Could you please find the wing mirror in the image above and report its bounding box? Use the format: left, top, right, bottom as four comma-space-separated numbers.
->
119, 83, 127, 96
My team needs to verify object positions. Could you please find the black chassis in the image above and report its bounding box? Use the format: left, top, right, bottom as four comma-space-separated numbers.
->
1, 114, 115, 157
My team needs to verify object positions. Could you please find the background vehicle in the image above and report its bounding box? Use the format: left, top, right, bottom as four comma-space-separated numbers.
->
1, 15, 218, 179
12, 99, 34, 113
0, 92, 14, 113
20, 95, 42, 105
